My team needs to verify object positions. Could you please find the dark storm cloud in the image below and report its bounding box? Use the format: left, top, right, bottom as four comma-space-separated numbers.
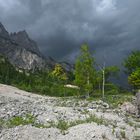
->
0, 0, 140, 64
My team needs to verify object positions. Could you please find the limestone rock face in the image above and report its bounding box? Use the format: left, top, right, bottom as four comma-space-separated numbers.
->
0, 22, 54, 70
7, 48, 46, 70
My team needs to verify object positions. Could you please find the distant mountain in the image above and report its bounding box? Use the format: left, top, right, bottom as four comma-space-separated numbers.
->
60, 61, 74, 72
0, 22, 73, 72
0, 22, 55, 71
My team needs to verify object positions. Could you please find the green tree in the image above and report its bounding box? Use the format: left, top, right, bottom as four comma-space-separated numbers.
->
124, 50, 140, 89
51, 64, 68, 82
74, 44, 96, 97
128, 68, 140, 89
124, 50, 140, 74
105, 66, 120, 82
96, 65, 119, 98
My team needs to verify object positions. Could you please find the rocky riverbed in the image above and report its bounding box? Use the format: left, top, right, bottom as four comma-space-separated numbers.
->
0, 84, 140, 140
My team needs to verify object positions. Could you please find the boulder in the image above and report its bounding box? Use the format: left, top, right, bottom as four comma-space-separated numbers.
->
136, 91, 140, 116
120, 102, 137, 115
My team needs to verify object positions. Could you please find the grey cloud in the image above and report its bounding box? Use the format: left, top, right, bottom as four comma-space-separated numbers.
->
0, 0, 140, 65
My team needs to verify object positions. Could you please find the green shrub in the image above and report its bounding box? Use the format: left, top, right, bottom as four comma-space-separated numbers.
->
56, 120, 69, 132
105, 83, 119, 95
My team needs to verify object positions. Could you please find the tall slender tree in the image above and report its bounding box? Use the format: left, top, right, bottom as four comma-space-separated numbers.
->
75, 44, 96, 97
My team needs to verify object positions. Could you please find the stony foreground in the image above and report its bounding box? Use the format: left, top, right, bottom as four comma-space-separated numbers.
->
0, 84, 140, 140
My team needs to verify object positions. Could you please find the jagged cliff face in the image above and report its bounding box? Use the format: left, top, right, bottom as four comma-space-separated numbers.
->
10, 31, 41, 56
0, 22, 53, 70
0, 23, 9, 39
7, 48, 46, 70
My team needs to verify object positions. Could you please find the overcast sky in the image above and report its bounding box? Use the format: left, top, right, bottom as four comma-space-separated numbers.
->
0, 0, 140, 65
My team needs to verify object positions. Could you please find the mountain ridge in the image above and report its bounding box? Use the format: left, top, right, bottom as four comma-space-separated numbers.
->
0, 22, 56, 71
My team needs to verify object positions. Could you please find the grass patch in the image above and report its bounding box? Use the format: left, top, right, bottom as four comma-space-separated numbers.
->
0, 114, 37, 128
52, 115, 109, 133
56, 120, 69, 132
120, 130, 126, 139
89, 91, 133, 108
8, 114, 35, 127
0, 114, 115, 134
0, 119, 5, 127
105, 94, 133, 108
69, 115, 112, 129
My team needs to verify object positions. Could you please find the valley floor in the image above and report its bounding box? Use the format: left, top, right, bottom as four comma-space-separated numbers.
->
0, 84, 140, 140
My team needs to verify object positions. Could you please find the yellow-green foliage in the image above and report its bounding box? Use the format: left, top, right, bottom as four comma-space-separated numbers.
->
51, 64, 68, 81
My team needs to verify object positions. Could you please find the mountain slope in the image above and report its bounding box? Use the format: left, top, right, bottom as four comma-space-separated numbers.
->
0, 22, 54, 70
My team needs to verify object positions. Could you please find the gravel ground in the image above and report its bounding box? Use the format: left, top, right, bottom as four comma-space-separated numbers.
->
0, 84, 140, 140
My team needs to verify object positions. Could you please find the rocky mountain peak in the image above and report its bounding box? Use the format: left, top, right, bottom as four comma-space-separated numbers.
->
11, 30, 28, 39
0, 22, 48, 70
10, 30, 41, 56
0, 22, 71, 71
0, 22, 10, 39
